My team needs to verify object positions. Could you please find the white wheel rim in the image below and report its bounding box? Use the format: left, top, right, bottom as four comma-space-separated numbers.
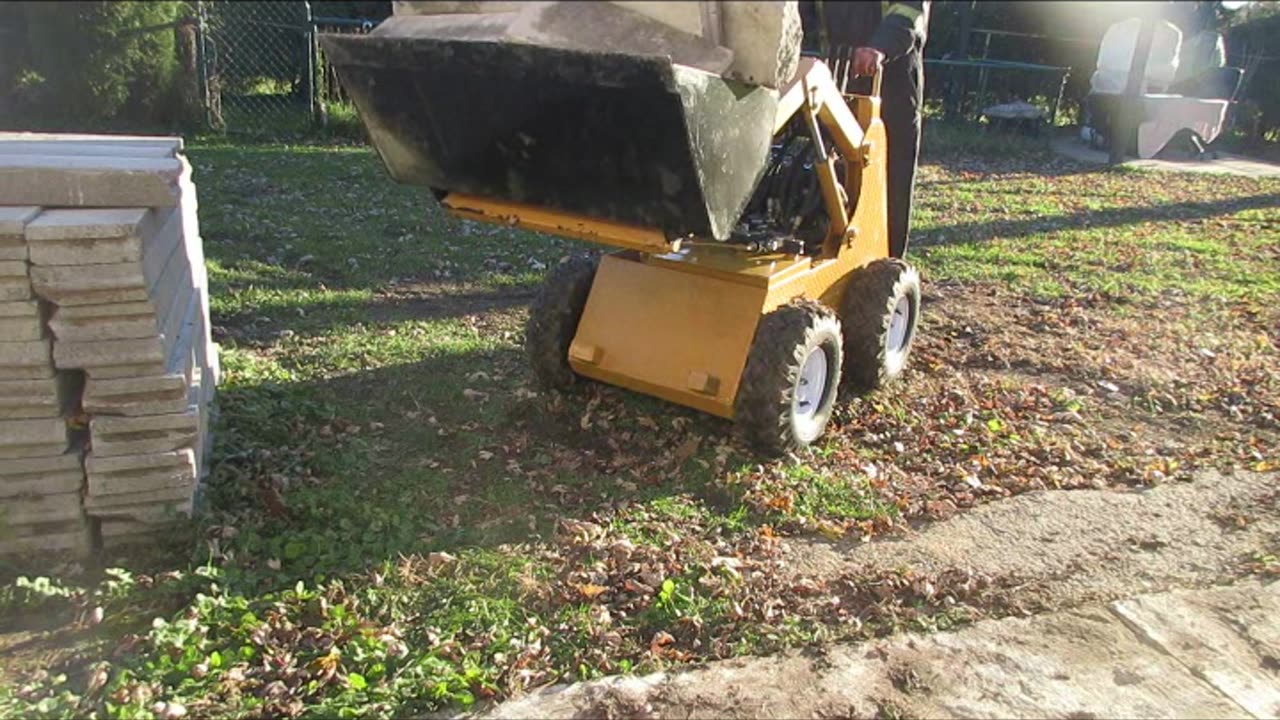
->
793, 346, 829, 421
887, 295, 912, 353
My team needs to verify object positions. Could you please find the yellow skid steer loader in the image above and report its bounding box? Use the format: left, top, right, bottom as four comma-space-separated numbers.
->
321, 2, 921, 455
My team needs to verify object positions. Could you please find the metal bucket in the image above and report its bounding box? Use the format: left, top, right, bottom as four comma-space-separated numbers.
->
320, 32, 779, 240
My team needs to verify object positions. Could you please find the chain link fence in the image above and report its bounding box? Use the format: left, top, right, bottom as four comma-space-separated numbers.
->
194, 0, 376, 137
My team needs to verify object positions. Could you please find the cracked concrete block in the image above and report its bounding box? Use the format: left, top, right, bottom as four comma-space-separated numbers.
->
0, 417, 68, 459
25, 207, 161, 266
0, 206, 40, 261
0, 492, 83, 527
0, 339, 53, 379
89, 410, 198, 457
0, 453, 84, 497
82, 373, 188, 416
0, 373, 77, 419
86, 448, 195, 497
0, 153, 183, 208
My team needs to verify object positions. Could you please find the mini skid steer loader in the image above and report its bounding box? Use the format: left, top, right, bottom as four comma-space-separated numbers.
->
321, 2, 922, 455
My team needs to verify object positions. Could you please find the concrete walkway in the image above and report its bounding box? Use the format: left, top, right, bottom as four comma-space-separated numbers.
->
476, 579, 1280, 719
1052, 136, 1280, 178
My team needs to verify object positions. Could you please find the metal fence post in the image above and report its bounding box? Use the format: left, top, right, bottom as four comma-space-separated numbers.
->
195, 0, 211, 130
304, 1, 318, 128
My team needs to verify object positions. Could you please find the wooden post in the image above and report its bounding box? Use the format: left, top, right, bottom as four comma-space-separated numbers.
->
1110, 14, 1156, 164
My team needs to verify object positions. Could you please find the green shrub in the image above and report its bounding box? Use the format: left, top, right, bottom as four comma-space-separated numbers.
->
18, 1, 186, 127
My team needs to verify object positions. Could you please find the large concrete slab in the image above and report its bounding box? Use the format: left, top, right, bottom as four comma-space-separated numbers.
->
1113, 584, 1280, 719
0, 206, 40, 261
0, 453, 84, 497
48, 261, 193, 343
30, 263, 149, 305
52, 335, 165, 371
0, 525, 91, 556
0, 374, 77, 419
28, 208, 182, 306
0, 299, 38, 318
25, 207, 162, 266
0, 303, 46, 341
0, 416, 67, 459
83, 483, 193, 512
85, 448, 195, 496
82, 373, 188, 417
0, 154, 183, 208
92, 499, 193, 524
89, 410, 198, 457
0, 492, 83, 526
0, 339, 53, 379
0, 276, 31, 302
0, 142, 179, 159
0, 132, 182, 152
480, 581, 1279, 720
390, 0, 800, 88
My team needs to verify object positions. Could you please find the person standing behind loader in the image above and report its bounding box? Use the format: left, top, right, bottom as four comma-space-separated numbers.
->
799, 0, 930, 259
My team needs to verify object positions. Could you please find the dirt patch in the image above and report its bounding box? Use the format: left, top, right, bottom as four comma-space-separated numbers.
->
781, 469, 1279, 611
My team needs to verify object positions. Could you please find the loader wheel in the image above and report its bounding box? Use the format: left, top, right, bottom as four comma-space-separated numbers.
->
840, 258, 921, 393
526, 254, 599, 391
735, 300, 843, 456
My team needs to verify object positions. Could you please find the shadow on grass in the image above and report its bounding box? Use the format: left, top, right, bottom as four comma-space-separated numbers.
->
213, 281, 542, 347
193, 343, 734, 596
917, 191, 1280, 248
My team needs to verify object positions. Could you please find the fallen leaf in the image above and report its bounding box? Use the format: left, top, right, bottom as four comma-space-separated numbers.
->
576, 583, 609, 600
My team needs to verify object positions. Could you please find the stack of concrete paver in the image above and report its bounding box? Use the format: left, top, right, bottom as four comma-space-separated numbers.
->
0, 133, 219, 555
0, 205, 86, 555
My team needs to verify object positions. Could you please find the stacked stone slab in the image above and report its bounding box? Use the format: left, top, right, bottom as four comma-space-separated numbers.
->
0, 205, 87, 555
0, 133, 219, 554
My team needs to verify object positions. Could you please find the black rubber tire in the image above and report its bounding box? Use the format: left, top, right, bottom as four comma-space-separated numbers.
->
840, 258, 922, 394
525, 254, 600, 391
734, 300, 843, 456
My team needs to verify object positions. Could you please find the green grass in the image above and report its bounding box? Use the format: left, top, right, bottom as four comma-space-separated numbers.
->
1, 127, 1277, 718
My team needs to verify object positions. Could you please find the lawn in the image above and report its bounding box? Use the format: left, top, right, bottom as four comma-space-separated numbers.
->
1, 130, 1277, 718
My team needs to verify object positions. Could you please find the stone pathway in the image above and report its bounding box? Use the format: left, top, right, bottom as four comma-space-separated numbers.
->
477, 580, 1280, 719
1051, 136, 1280, 178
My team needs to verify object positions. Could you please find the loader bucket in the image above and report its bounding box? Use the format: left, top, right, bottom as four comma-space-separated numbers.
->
319, 32, 780, 241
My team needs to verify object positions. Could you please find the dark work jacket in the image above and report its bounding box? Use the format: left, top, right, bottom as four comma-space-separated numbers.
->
798, 0, 929, 115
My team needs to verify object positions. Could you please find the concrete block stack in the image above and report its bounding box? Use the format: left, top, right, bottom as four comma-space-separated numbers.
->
0, 206, 86, 555
0, 133, 219, 555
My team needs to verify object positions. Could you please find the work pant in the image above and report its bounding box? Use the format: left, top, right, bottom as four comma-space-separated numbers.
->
881, 52, 923, 259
